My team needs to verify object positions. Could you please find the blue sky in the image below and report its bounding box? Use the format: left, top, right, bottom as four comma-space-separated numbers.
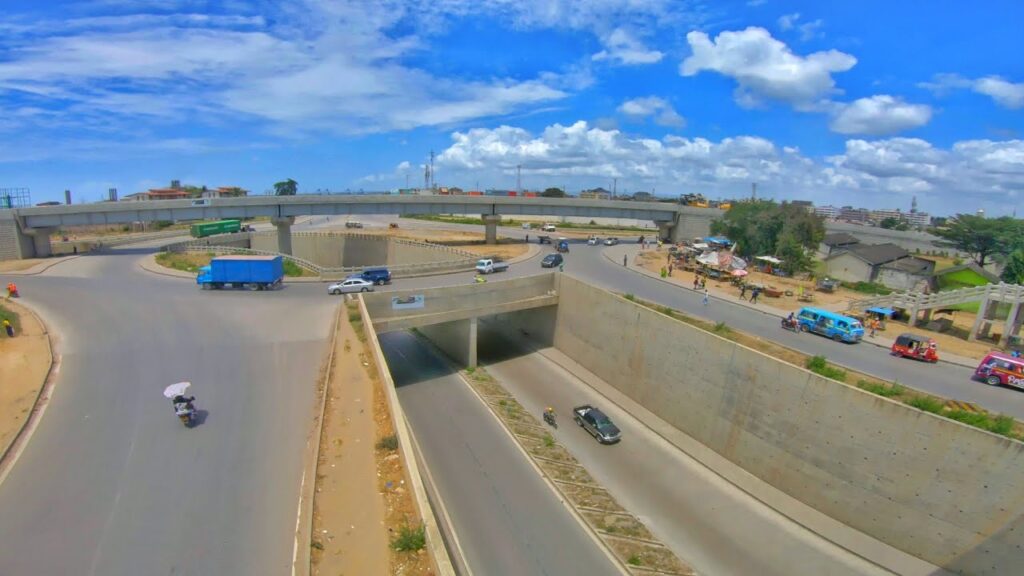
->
0, 0, 1022, 216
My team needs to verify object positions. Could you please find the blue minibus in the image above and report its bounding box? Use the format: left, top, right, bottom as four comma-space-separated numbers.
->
796, 307, 864, 343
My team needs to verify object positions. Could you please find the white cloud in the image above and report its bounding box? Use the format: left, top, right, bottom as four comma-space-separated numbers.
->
919, 73, 1024, 109
778, 13, 800, 30
681, 27, 856, 109
828, 95, 932, 135
973, 77, 1024, 109
798, 19, 824, 41
429, 120, 1023, 212
617, 97, 685, 127
593, 28, 664, 65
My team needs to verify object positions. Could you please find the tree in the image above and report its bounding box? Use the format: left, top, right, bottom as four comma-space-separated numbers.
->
933, 214, 1018, 268
1002, 249, 1024, 285
710, 200, 825, 270
541, 187, 565, 198
879, 216, 909, 231
274, 178, 298, 196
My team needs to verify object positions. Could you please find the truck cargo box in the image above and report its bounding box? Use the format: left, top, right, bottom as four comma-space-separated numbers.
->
197, 255, 284, 290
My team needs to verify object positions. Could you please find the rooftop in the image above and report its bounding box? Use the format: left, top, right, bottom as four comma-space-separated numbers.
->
829, 242, 909, 266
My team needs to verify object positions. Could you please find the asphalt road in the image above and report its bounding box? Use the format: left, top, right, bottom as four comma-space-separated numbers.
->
379, 331, 621, 576
0, 249, 336, 575
473, 320, 939, 576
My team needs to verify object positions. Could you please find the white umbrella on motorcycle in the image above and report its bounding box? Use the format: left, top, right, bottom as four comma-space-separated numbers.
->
163, 381, 192, 399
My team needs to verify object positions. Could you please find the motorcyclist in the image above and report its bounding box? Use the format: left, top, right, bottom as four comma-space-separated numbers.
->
172, 394, 196, 414
543, 406, 556, 425
7, 282, 18, 297
784, 312, 797, 329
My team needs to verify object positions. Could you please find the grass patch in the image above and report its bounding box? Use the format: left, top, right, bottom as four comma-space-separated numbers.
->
624, 293, 635, 301
841, 281, 892, 295
944, 410, 1015, 436
155, 251, 213, 273
857, 379, 904, 397
906, 395, 944, 414
712, 321, 732, 337
0, 303, 19, 332
627, 554, 642, 566
282, 259, 308, 277
376, 434, 399, 451
657, 305, 674, 317
805, 355, 847, 382
543, 433, 555, 448
390, 524, 426, 552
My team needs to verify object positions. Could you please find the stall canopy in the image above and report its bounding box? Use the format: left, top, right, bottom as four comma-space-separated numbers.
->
755, 256, 783, 264
704, 236, 733, 246
866, 307, 896, 318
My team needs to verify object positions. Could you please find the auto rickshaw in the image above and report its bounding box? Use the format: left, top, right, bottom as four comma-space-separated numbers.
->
891, 333, 939, 363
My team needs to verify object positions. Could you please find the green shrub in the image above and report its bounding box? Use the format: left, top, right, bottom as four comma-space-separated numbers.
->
347, 310, 361, 323
624, 293, 636, 301
0, 303, 19, 331
906, 396, 944, 414
805, 355, 847, 382
840, 281, 892, 295
712, 321, 731, 336
376, 434, 399, 451
658, 305, 674, 317
391, 524, 426, 552
543, 434, 554, 448
856, 380, 904, 398
943, 410, 1015, 436
282, 259, 305, 277
627, 554, 642, 566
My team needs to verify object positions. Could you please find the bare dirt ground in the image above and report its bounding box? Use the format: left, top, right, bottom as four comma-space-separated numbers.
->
637, 250, 1006, 361
311, 300, 433, 575
0, 260, 45, 272
311, 304, 388, 575
0, 301, 50, 459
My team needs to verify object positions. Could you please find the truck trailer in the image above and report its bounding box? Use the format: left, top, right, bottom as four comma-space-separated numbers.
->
197, 255, 284, 290
190, 219, 242, 238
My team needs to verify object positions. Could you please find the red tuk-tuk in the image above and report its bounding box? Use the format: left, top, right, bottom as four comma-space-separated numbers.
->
891, 333, 938, 363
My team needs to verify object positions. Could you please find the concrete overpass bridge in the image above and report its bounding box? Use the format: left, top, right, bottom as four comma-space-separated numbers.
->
1, 194, 721, 259
362, 273, 558, 368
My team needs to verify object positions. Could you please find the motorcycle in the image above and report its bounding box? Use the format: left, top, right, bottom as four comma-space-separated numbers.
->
781, 317, 800, 332
543, 409, 557, 429
6, 284, 18, 298
175, 403, 196, 427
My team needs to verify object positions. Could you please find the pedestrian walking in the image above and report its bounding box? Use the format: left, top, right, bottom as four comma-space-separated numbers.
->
693, 275, 700, 290
3, 319, 13, 337
525, 234, 529, 243
750, 287, 760, 304
869, 318, 879, 338
699, 277, 706, 289
702, 288, 709, 306
667, 253, 672, 264
623, 254, 628, 267
739, 284, 747, 300
668, 264, 673, 276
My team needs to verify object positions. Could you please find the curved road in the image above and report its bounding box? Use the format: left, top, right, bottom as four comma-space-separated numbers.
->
0, 249, 335, 575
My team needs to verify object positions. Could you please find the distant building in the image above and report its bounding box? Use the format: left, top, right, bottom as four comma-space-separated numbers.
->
838, 206, 870, 223
790, 200, 814, 212
825, 242, 935, 290
631, 191, 654, 202
579, 187, 611, 200
814, 205, 839, 219
123, 181, 247, 201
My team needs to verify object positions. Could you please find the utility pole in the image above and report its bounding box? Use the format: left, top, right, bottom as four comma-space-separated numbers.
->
516, 164, 522, 194
751, 182, 757, 201
430, 150, 435, 190
613, 178, 617, 199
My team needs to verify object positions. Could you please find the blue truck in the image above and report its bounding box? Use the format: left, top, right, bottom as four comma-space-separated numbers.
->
197, 255, 284, 290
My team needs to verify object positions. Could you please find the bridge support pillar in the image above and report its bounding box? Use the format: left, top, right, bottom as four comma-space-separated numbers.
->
1001, 299, 1022, 347
481, 214, 500, 245
271, 216, 294, 255
468, 316, 478, 369
968, 293, 991, 341
22, 226, 56, 258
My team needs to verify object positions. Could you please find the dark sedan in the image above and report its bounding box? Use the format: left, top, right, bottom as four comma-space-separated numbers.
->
541, 253, 564, 268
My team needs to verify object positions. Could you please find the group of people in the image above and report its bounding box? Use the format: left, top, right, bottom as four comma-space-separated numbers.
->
738, 283, 761, 304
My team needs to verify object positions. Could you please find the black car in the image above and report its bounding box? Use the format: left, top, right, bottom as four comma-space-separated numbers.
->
541, 253, 563, 268
573, 405, 621, 444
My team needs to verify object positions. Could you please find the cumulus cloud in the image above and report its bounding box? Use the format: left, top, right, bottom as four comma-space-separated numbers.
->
680, 27, 856, 109
828, 95, 932, 135
593, 28, 664, 65
617, 97, 685, 127
429, 120, 1023, 212
778, 13, 800, 30
919, 73, 1024, 109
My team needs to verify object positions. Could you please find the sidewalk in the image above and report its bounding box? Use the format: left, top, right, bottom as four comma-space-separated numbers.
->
604, 244, 980, 370
0, 256, 80, 276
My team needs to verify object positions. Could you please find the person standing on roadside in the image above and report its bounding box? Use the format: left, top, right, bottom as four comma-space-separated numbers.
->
739, 284, 747, 300
702, 288, 709, 306
623, 254, 628, 267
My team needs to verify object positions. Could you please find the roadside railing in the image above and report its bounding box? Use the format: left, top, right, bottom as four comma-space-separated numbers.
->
848, 282, 1024, 312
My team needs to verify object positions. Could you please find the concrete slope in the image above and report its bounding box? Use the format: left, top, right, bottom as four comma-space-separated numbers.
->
0, 251, 335, 575
379, 331, 621, 576
473, 320, 938, 576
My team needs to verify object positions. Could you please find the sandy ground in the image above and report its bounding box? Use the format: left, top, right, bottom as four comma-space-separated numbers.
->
638, 249, 1006, 361
311, 306, 389, 575
311, 301, 433, 576
0, 260, 46, 272
0, 301, 50, 459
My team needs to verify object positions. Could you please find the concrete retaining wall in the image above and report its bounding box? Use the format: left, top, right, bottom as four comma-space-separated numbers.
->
417, 320, 473, 366
0, 214, 24, 261
488, 307, 557, 347
553, 275, 1024, 574
251, 231, 469, 269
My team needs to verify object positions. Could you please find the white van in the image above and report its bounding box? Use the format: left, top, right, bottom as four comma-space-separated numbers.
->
542, 223, 556, 232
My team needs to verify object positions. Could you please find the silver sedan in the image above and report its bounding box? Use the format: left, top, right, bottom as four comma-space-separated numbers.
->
327, 278, 375, 295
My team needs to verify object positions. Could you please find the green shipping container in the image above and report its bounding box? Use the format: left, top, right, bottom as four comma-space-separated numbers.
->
190, 219, 241, 238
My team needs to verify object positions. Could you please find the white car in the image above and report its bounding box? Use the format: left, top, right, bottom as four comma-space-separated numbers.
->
542, 224, 557, 232
327, 278, 374, 295
587, 236, 600, 245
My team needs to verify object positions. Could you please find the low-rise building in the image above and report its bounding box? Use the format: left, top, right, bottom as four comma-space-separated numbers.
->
123, 181, 247, 201
814, 205, 839, 219
818, 232, 861, 258
825, 243, 921, 287
877, 256, 936, 292
579, 187, 611, 200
